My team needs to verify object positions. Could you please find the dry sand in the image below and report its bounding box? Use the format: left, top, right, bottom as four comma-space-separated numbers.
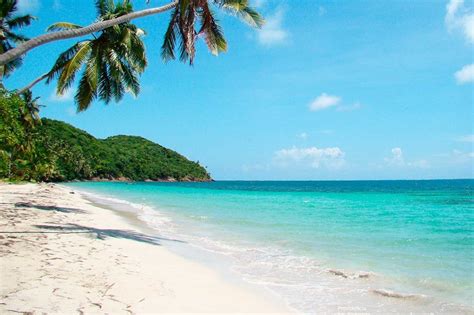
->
0, 182, 290, 314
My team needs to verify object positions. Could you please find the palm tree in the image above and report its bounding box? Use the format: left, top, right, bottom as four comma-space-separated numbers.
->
19, 90, 42, 128
46, 0, 147, 111
0, 0, 263, 67
0, 0, 35, 80
162, 0, 263, 65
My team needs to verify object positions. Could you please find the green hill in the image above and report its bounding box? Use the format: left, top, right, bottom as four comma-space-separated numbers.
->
34, 119, 211, 182
1, 91, 210, 182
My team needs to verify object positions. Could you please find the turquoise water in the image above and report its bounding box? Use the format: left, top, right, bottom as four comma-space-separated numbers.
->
66, 180, 474, 313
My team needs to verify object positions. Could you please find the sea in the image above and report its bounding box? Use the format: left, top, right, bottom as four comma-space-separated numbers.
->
65, 180, 474, 313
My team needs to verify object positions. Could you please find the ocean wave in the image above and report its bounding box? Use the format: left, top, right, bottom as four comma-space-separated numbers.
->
76, 189, 175, 229
328, 269, 373, 279
371, 289, 426, 299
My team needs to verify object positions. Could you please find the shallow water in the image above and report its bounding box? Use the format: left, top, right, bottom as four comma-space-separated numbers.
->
66, 180, 474, 313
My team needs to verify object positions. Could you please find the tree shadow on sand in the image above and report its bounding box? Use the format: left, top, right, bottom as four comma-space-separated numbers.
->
31, 223, 185, 246
14, 202, 86, 214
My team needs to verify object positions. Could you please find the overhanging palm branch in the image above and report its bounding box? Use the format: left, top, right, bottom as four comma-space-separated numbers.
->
161, 0, 264, 65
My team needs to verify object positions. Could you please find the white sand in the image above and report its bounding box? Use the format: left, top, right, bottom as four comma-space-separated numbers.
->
0, 183, 290, 314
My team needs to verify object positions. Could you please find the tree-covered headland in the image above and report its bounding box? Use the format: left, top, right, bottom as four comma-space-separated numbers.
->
0, 90, 211, 182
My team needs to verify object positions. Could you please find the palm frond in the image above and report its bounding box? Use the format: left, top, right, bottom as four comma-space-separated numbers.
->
161, 7, 180, 62
175, 0, 197, 64
126, 28, 147, 71
97, 58, 112, 103
56, 41, 92, 94
46, 42, 83, 83
75, 45, 100, 111
214, 0, 264, 28
7, 14, 36, 29
0, 0, 16, 19
198, 3, 227, 55
1, 40, 21, 77
96, 0, 113, 18
4, 29, 28, 42
75, 72, 96, 112
118, 58, 140, 96
239, 6, 264, 28
46, 22, 82, 32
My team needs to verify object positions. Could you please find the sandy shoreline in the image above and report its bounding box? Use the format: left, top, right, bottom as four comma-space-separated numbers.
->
0, 183, 289, 314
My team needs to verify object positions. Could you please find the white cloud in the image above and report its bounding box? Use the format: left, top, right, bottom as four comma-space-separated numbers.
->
17, 0, 40, 14
309, 93, 341, 111
385, 147, 430, 169
450, 149, 474, 163
385, 147, 405, 166
456, 134, 474, 142
445, 0, 474, 43
454, 63, 474, 84
298, 132, 308, 139
273, 146, 345, 169
50, 88, 74, 102
257, 8, 288, 46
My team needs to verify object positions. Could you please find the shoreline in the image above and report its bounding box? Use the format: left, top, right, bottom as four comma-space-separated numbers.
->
0, 183, 289, 313
63, 181, 474, 314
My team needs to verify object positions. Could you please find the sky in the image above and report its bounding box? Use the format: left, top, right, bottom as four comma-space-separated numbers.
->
6, 0, 474, 180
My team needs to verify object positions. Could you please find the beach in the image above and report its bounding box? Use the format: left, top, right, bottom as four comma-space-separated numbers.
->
0, 183, 288, 314
1, 180, 473, 314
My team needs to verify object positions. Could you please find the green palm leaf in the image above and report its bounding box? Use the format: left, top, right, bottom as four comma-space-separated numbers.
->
216, 0, 264, 27
46, 22, 82, 32
161, 8, 180, 62
198, 3, 227, 55
56, 41, 92, 94
7, 14, 36, 29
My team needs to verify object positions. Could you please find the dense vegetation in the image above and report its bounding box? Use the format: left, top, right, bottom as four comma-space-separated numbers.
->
0, 91, 211, 182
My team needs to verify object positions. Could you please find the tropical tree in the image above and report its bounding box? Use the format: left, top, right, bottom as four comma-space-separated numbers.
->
0, 90, 34, 179
45, 0, 147, 111
0, 0, 263, 68
0, 0, 35, 80
161, 0, 263, 65
19, 90, 42, 128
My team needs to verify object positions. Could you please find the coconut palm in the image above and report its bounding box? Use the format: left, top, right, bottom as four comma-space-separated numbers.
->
0, 0, 263, 67
0, 0, 35, 79
46, 0, 147, 111
19, 90, 42, 128
162, 0, 263, 64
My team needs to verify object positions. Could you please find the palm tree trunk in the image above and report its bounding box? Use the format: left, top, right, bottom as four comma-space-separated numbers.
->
16, 72, 49, 95
0, 1, 178, 66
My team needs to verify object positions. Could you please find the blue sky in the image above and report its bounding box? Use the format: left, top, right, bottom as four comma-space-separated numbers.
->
7, 0, 474, 180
